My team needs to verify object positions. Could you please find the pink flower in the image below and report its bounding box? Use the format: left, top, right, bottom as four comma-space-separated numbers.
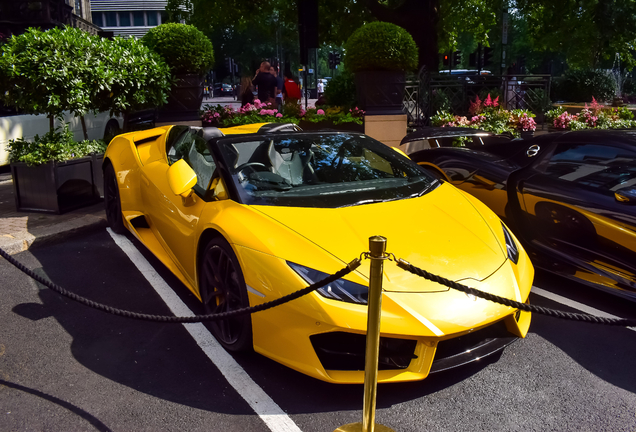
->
276, 113, 283, 118
469, 96, 482, 115
317, 109, 325, 115
492, 96, 499, 107
300, 109, 306, 117
254, 99, 261, 105
484, 94, 493, 107
259, 109, 267, 115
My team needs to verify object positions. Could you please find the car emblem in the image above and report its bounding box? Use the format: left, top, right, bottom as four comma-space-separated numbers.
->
526, 144, 540, 157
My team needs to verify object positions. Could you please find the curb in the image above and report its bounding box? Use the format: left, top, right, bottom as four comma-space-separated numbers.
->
0, 215, 108, 255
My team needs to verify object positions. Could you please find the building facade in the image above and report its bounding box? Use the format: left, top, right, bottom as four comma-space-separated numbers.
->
90, 0, 168, 38
0, 0, 99, 37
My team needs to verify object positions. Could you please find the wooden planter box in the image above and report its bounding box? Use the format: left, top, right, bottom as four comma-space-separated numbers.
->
298, 119, 364, 133
11, 153, 104, 214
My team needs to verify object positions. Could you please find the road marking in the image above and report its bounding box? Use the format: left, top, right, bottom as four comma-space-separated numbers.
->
107, 228, 302, 432
532, 286, 636, 332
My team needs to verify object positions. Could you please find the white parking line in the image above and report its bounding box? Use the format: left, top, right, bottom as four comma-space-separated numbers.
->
532, 286, 636, 332
107, 229, 302, 432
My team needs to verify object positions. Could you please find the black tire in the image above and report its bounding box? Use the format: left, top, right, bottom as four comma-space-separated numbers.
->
104, 163, 127, 234
199, 237, 253, 352
103, 120, 121, 144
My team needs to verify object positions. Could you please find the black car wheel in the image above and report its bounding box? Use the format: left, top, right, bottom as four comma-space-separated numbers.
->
104, 163, 127, 234
200, 237, 253, 352
103, 120, 120, 144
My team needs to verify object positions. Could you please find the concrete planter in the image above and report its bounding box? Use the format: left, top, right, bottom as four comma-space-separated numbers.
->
11, 154, 103, 214
157, 73, 204, 123
354, 70, 406, 115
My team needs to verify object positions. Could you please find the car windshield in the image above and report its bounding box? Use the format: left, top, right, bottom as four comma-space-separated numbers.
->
216, 133, 438, 208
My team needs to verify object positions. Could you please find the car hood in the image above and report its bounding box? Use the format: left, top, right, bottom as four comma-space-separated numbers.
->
252, 183, 506, 292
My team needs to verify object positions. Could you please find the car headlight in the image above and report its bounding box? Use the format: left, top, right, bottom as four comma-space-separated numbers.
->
502, 222, 519, 264
287, 261, 368, 304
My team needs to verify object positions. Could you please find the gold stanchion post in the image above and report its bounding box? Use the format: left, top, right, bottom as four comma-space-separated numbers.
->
334, 236, 396, 432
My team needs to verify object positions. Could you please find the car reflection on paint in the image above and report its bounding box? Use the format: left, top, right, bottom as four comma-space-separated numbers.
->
409, 130, 636, 300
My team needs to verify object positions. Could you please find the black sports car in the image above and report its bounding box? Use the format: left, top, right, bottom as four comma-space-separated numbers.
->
398, 127, 512, 155
409, 130, 636, 300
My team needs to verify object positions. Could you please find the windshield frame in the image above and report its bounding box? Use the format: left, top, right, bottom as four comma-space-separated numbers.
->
208, 131, 439, 208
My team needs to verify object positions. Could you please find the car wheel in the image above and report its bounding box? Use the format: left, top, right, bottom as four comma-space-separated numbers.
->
104, 163, 127, 234
200, 237, 253, 352
103, 120, 120, 144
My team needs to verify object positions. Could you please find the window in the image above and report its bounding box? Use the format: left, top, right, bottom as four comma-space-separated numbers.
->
543, 143, 636, 191
133, 11, 145, 26
160, 11, 168, 24
218, 134, 437, 208
104, 11, 117, 27
147, 11, 158, 26
92, 12, 103, 27
166, 127, 216, 194
119, 12, 131, 26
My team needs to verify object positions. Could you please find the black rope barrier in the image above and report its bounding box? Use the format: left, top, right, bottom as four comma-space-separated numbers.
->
0, 246, 360, 323
395, 258, 636, 327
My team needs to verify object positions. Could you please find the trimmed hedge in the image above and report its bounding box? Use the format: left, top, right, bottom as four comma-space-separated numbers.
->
344, 22, 418, 73
323, 72, 357, 108
142, 23, 214, 75
552, 69, 616, 102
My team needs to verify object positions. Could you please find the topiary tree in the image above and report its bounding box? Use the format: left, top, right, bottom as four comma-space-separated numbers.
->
0, 27, 172, 137
0, 27, 97, 134
91, 36, 172, 118
344, 22, 418, 73
142, 23, 215, 76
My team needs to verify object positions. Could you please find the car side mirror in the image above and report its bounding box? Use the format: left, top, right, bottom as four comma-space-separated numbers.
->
167, 159, 197, 197
615, 186, 636, 204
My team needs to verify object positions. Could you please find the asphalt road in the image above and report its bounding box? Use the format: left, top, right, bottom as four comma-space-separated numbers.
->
1, 227, 635, 432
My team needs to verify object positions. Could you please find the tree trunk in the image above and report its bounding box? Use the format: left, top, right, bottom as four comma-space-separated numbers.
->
80, 115, 88, 140
362, 0, 440, 72
49, 114, 54, 134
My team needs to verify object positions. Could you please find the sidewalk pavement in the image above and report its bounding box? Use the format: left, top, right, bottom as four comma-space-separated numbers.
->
0, 171, 107, 255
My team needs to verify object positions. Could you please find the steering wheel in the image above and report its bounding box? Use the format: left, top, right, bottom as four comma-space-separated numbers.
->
235, 162, 268, 174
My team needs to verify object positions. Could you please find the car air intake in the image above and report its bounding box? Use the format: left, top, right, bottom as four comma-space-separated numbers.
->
310, 332, 417, 371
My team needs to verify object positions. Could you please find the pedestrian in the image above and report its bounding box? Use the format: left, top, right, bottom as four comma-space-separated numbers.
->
317, 79, 324, 98
270, 66, 284, 112
240, 77, 254, 107
282, 70, 301, 102
252, 61, 277, 105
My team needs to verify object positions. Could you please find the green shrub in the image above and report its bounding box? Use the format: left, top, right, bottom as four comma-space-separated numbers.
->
323, 72, 357, 108
142, 23, 214, 75
0, 27, 171, 129
8, 122, 106, 166
551, 69, 616, 102
344, 22, 418, 73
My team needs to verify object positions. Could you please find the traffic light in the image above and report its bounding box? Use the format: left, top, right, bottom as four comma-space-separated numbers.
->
225, 57, 233, 73
452, 51, 461, 67
443, 53, 449, 66
483, 47, 494, 66
328, 52, 335, 69
469, 52, 476, 67
334, 52, 341, 66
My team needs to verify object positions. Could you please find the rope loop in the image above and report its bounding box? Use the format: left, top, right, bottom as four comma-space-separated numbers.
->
395, 257, 636, 328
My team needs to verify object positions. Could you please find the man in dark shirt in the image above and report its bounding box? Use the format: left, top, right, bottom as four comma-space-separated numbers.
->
252, 61, 278, 104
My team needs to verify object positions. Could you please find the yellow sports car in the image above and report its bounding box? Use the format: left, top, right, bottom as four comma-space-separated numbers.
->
103, 122, 533, 384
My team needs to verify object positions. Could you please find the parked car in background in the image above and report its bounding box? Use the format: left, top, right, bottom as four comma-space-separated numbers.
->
408, 130, 636, 300
0, 110, 123, 167
398, 127, 512, 155
214, 83, 234, 97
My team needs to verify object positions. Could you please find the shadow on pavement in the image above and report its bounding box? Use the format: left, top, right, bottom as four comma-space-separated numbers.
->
0, 380, 113, 432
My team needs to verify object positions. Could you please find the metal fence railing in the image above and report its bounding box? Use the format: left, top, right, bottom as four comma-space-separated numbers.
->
404, 68, 552, 127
